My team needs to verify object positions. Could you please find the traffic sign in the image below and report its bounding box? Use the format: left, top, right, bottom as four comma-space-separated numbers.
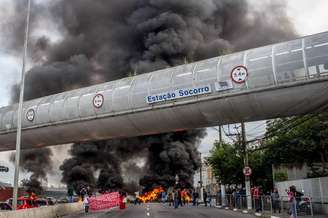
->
243, 166, 252, 176
231, 66, 248, 84
26, 109, 35, 122
93, 94, 104, 108
0, 165, 9, 172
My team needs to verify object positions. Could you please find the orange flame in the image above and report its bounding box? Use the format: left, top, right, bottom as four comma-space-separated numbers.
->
181, 189, 192, 202
138, 187, 164, 203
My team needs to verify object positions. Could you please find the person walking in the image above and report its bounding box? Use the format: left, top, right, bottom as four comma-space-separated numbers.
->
271, 188, 281, 213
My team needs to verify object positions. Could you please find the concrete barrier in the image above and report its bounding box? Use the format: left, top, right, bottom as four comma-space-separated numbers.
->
0, 202, 83, 218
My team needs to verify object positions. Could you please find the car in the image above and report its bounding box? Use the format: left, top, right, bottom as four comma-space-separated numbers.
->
57, 198, 68, 204
6, 197, 38, 210
46, 197, 57, 206
0, 202, 12, 210
35, 198, 48, 207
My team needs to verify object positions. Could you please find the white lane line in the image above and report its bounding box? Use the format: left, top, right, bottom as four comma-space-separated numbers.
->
147, 212, 150, 216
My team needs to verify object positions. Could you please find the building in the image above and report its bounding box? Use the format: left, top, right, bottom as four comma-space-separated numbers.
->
193, 161, 219, 195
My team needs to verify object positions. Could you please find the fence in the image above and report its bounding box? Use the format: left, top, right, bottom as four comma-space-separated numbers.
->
214, 194, 327, 218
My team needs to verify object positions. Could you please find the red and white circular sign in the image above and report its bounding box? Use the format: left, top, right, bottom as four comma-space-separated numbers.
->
231, 66, 248, 84
93, 94, 104, 108
243, 166, 252, 176
26, 109, 35, 122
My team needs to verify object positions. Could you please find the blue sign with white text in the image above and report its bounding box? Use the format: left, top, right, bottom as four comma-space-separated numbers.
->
146, 85, 212, 104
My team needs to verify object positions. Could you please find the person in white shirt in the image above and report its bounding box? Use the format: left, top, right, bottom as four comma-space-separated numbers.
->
83, 195, 90, 213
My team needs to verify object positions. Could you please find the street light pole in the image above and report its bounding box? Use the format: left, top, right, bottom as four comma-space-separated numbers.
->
12, 0, 31, 210
241, 122, 252, 210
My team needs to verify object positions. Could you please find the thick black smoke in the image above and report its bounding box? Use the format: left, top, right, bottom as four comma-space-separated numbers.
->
10, 148, 53, 194
6, 0, 296, 192
60, 130, 205, 193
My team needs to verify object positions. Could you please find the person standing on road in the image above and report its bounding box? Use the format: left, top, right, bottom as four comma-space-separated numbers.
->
83, 194, 90, 213
177, 189, 183, 207
203, 189, 208, 207
252, 186, 261, 212
173, 190, 179, 209
119, 192, 127, 210
168, 191, 173, 207
288, 186, 298, 218
271, 188, 281, 213
67, 185, 74, 203
192, 189, 198, 206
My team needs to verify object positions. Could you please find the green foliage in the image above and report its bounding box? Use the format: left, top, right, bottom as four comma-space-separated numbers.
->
274, 171, 288, 182
208, 141, 243, 185
264, 113, 328, 176
208, 141, 272, 189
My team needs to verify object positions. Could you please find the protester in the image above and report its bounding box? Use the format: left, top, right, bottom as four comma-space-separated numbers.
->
271, 188, 281, 213
252, 186, 261, 212
192, 189, 198, 206
288, 185, 303, 218
161, 191, 167, 204
203, 189, 208, 207
119, 192, 127, 210
177, 189, 183, 207
83, 194, 90, 213
67, 185, 74, 203
80, 187, 87, 201
168, 191, 173, 206
173, 190, 179, 209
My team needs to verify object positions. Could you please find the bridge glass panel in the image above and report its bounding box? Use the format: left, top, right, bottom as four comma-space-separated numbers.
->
35, 96, 57, 125
0, 108, 4, 130
130, 74, 151, 109
63, 90, 84, 120
172, 64, 194, 89
150, 69, 172, 92
112, 78, 133, 112
195, 58, 219, 83
305, 32, 328, 77
246, 45, 275, 88
1, 109, 14, 131
274, 39, 306, 83
49, 93, 67, 122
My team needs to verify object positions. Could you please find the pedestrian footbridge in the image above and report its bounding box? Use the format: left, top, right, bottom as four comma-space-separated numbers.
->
1, 32, 328, 151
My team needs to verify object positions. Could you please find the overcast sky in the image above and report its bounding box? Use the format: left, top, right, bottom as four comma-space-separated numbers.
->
0, 0, 328, 186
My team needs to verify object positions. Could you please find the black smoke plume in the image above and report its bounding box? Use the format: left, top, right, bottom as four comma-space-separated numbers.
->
10, 148, 52, 194
6, 0, 295, 192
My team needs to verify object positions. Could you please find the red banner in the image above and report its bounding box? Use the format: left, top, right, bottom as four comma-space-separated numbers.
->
89, 192, 120, 211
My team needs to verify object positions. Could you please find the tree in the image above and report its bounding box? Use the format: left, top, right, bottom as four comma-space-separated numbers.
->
208, 141, 244, 185
264, 113, 328, 177
209, 141, 273, 190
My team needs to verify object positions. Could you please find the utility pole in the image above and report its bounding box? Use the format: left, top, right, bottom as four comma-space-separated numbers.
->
12, 0, 31, 211
218, 125, 226, 206
199, 153, 203, 199
241, 122, 252, 210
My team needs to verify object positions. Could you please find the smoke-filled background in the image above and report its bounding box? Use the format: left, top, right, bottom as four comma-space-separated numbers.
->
4, 0, 296, 193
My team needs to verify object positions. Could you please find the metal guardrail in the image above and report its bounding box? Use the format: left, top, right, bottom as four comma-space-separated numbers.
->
213, 194, 328, 217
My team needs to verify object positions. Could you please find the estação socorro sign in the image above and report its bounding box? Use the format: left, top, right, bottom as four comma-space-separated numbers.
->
146, 85, 212, 104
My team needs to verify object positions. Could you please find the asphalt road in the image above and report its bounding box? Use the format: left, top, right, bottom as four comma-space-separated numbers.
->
64, 203, 255, 218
